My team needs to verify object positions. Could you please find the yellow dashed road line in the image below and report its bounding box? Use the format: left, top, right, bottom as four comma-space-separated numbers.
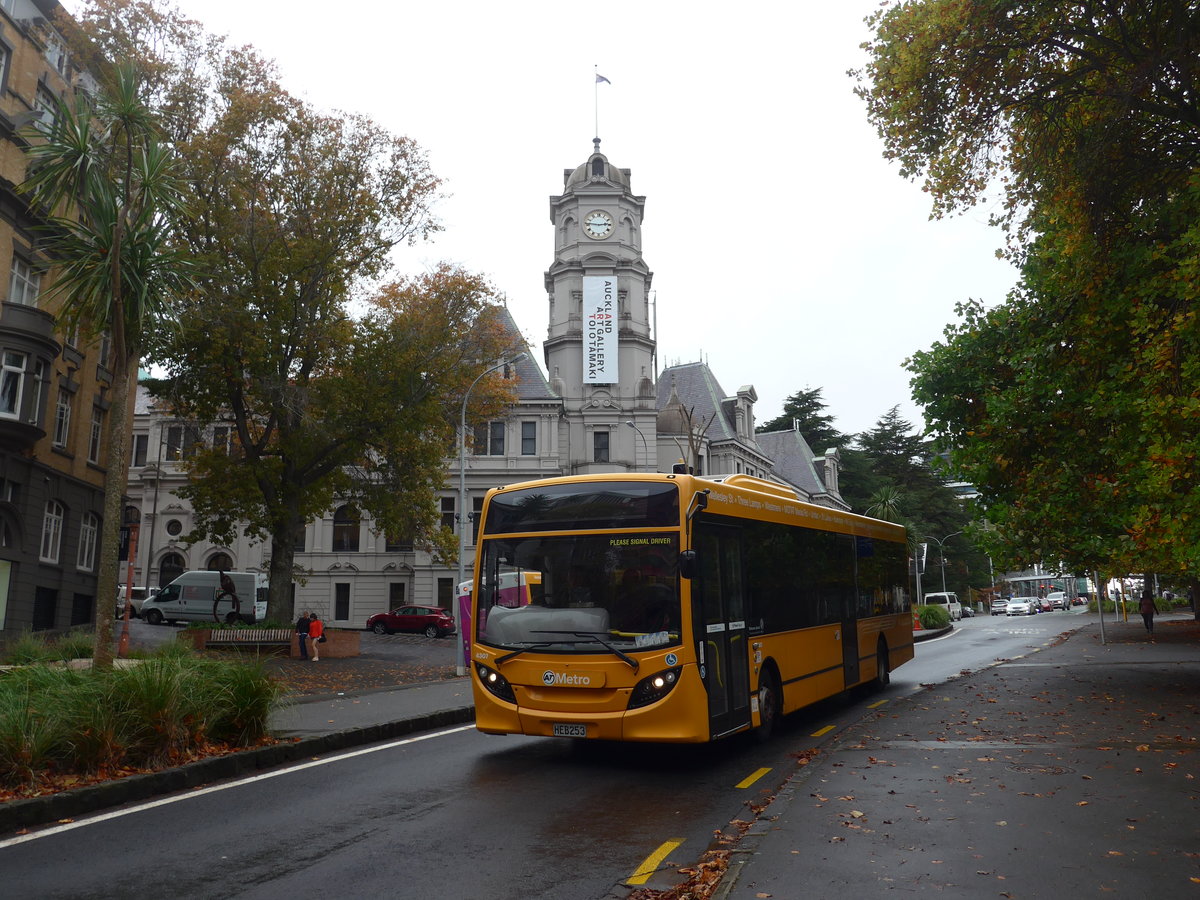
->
628, 839, 685, 885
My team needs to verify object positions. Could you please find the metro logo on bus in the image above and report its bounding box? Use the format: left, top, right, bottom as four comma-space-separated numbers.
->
542, 670, 603, 687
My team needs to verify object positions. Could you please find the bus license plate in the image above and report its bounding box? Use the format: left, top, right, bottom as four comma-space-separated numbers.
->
553, 723, 587, 738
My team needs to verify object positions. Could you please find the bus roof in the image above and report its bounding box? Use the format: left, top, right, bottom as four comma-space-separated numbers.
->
483, 472, 905, 543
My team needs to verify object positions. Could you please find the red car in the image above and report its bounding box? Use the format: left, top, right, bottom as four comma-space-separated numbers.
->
366, 605, 455, 638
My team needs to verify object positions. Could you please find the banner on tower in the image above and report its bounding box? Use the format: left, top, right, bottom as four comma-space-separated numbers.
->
583, 276, 617, 384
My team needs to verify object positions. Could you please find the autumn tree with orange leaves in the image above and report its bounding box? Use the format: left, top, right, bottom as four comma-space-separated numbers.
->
857, 2, 1200, 596
71, 0, 519, 621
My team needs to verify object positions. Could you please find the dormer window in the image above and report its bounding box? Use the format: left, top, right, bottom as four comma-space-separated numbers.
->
591, 157, 605, 177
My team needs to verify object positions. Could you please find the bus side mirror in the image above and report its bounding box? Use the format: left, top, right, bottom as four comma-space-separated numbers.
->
678, 550, 697, 580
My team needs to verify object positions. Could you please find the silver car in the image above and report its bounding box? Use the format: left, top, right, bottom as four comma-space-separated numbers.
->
1006, 596, 1037, 616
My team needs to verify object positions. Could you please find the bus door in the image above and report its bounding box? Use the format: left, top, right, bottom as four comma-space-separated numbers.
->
694, 525, 751, 738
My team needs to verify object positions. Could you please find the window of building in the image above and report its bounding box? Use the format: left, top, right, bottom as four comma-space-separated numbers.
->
593, 430, 610, 463
385, 532, 414, 552
165, 424, 202, 461
8, 257, 40, 306
332, 504, 360, 552
335, 582, 350, 620
32, 586, 56, 631
131, 433, 148, 467
437, 577, 453, 607
158, 552, 185, 587
35, 85, 57, 130
294, 526, 306, 552
165, 518, 183, 537
207, 552, 233, 571
76, 512, 98, 571
70, 592, 91, 626
40, 500, 64, 563
0, 350, 25, 417
472, 496, 484, 544
389, 582, 406, 606
521, 421, 536, 456
53, 389, 71, 447
472, 421, 505, 456
440, 496, 455, 532
212, 425, 233, 454
88, 405, 104, 464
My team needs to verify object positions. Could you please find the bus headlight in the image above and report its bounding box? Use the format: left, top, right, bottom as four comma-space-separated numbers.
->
476, 663, 516, 703
628, 666, 683, 710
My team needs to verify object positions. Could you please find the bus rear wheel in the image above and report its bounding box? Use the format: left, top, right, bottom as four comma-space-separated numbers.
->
755, 669, 781, 742
874, 640, 890, 689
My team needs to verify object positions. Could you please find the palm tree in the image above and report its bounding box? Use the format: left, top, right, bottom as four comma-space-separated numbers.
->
21, 64, 193, 665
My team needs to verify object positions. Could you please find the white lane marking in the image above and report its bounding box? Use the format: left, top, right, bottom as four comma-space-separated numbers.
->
0, 724, 476, 849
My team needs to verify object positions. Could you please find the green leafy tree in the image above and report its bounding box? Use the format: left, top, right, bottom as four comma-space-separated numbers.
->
74, 0, 518, 621
852, 408, 984, 595
857, 2, 1200, 587
21, 65, 193, 664
758, 387, 845, 451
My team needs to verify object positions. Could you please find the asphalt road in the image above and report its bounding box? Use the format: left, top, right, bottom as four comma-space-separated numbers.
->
20, 614, 1088, 898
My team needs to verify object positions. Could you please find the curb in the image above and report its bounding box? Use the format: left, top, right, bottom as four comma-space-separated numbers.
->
0, 706, 475, 833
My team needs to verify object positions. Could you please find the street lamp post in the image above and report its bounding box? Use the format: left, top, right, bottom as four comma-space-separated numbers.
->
625, 420, 648, 469
928, 531, 964, 595
457, 353, 525, 676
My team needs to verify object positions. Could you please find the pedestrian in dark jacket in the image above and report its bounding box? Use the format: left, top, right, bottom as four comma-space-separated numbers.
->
1138, 591, 1157, 637
296, 611, 312, 659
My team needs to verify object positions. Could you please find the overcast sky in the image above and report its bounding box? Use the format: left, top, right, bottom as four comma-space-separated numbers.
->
80, 0, 1018, 437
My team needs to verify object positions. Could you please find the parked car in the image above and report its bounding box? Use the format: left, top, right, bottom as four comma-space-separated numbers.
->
365, 605, 456, 638
923, 592, 963, 621
115, 586, 156, 619
961, 604, 976, 618
990, 597, 1009, 616
1006, 597, 1037, 616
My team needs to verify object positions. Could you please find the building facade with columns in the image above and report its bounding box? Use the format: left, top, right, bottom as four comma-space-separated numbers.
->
121, 141, 845, 627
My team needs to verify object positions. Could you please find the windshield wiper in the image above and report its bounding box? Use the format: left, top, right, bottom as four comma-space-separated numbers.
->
531, 630, 640, 672
495, 642, 556, 665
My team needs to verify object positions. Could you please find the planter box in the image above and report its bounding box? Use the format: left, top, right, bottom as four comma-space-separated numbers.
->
291, 629, 360, 659
179, 627, 360, 658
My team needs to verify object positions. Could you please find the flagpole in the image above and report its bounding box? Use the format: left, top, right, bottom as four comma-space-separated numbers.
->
594, 64, 599, 138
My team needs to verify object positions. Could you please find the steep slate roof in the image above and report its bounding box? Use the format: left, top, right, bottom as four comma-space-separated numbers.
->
754, 427, 828, 499
655, 361, 744, 443
493, 305, 558, 402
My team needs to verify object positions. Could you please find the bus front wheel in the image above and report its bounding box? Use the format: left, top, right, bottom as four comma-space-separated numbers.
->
755, 669, 781, 742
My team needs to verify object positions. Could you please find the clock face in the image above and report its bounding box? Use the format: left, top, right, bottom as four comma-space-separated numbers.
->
583, 210, 614, 239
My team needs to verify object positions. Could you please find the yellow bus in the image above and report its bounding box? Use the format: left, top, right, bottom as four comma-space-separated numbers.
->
470, 472, 913, 743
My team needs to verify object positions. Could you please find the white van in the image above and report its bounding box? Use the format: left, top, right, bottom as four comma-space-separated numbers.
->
141, 571, 268, 626
115, 586, 157, 619
923, 591, 963, 621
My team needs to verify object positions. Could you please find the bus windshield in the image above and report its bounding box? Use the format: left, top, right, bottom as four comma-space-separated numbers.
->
477, 533, 681, 653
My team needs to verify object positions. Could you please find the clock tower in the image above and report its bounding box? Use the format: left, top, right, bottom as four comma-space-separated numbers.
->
545, 140, 657, 473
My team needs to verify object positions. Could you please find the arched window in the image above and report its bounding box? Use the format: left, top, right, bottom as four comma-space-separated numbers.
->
158, 552, 185, 587
207, 552, 233, 572
332, 505, 361, 552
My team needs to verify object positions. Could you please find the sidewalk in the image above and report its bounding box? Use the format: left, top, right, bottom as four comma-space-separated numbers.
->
717, 613, 1200, 897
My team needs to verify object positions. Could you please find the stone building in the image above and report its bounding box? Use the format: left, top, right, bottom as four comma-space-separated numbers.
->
121, 140, 844, 627
0, 2, 121, 638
